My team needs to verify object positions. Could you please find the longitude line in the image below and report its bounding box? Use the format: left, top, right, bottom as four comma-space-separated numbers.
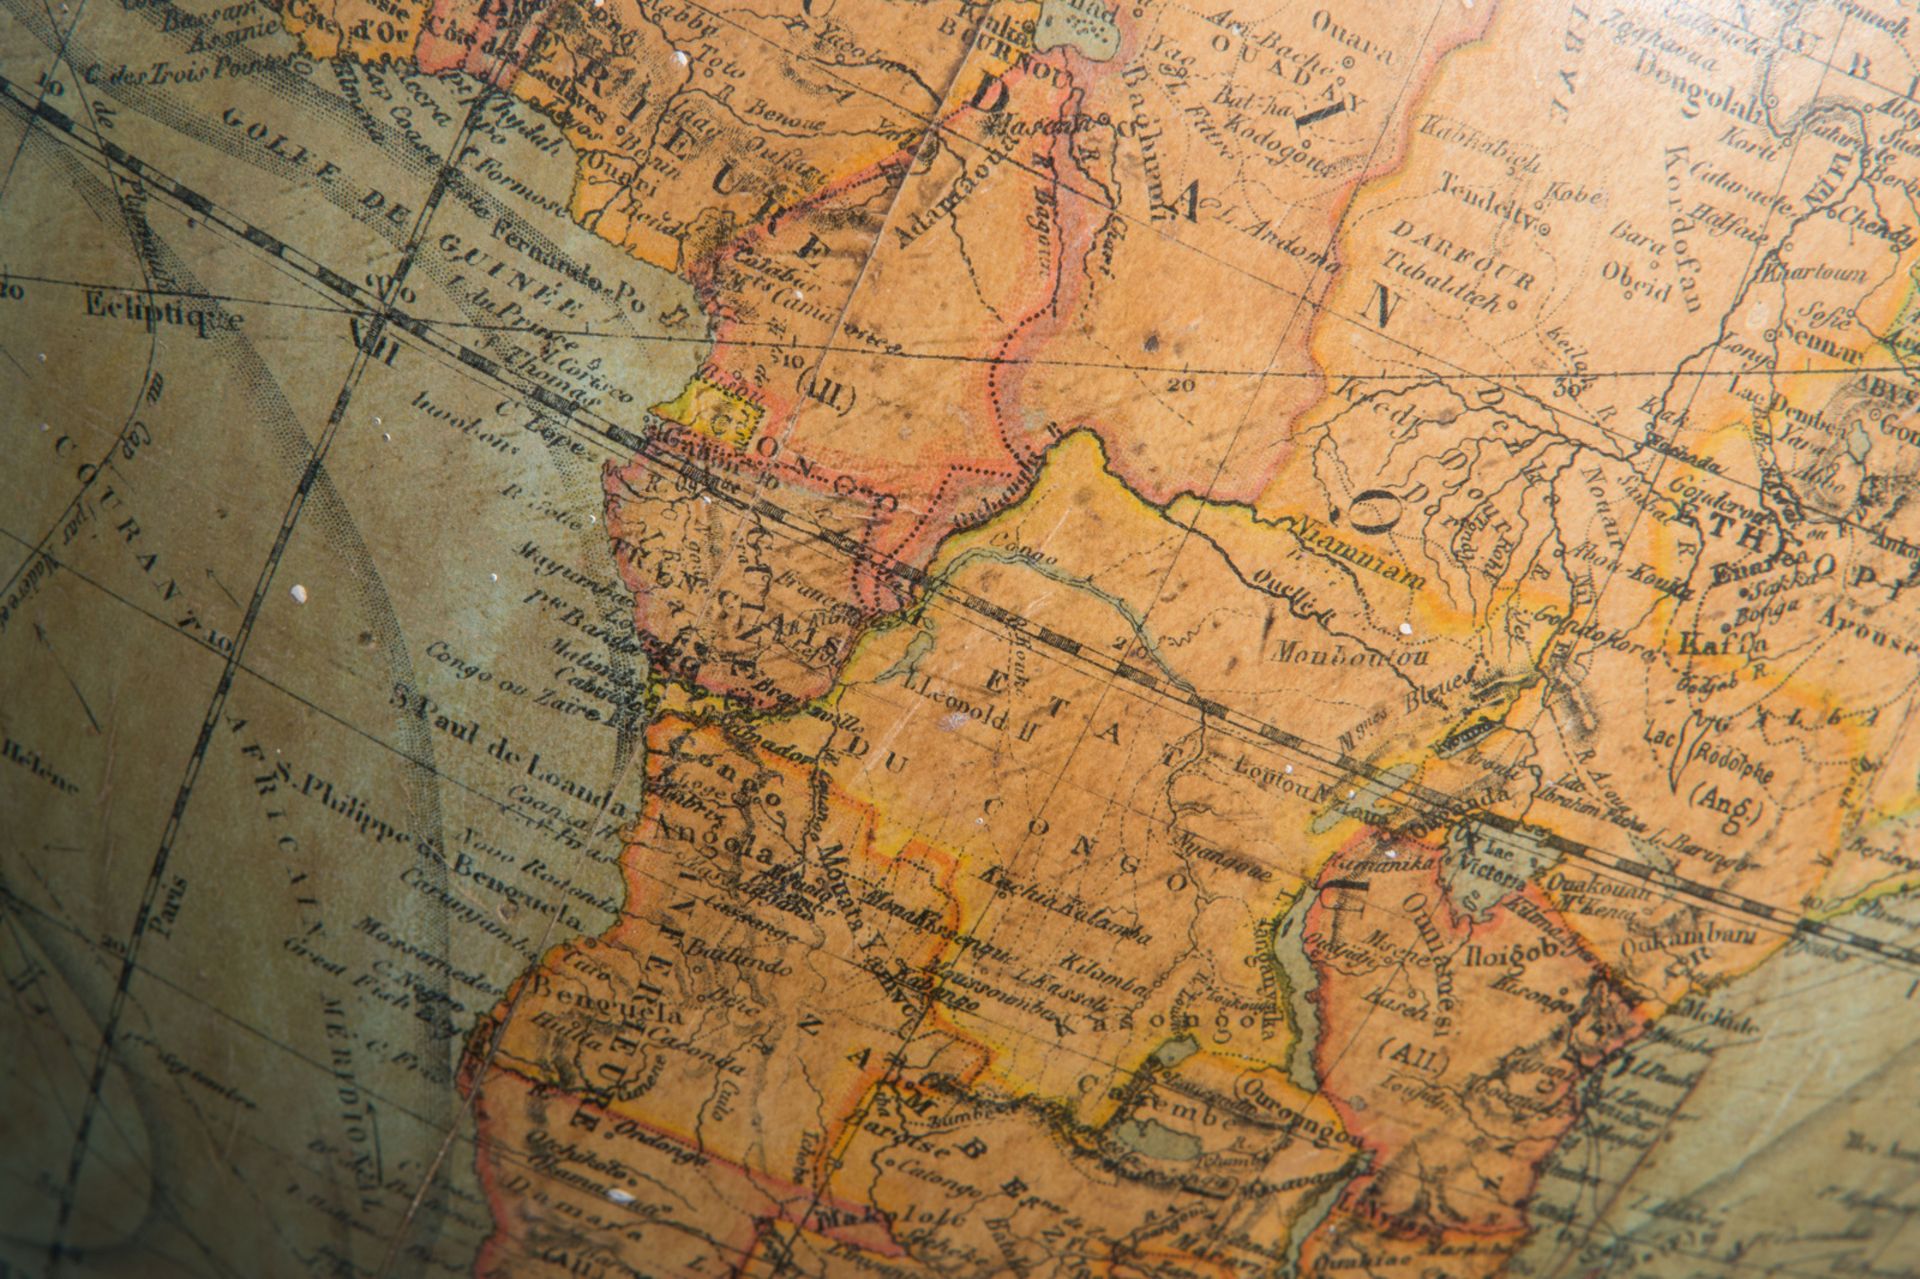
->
39, 22, 537, 1261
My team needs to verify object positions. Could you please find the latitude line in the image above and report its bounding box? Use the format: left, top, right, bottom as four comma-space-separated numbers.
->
7, 66, 1920, 599
17, 257, 1920, 383
8, 80, 1908, 977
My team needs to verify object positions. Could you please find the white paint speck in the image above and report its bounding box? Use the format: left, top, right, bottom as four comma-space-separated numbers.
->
1398, 621, 1413, 636
607, 1188, 634, 1205
1284, 764, 1294, 774
1386, 849, 1398, 859
674, 49, 690, 65
489, 572, 499, 582
290, 584, 309, 604
383, 433, 392, 442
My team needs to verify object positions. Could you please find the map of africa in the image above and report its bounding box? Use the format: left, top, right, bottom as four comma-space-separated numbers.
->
10, 0, 1920, 1274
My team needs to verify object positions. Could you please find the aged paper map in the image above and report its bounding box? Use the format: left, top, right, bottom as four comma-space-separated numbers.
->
10, 0, 1920, 1274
